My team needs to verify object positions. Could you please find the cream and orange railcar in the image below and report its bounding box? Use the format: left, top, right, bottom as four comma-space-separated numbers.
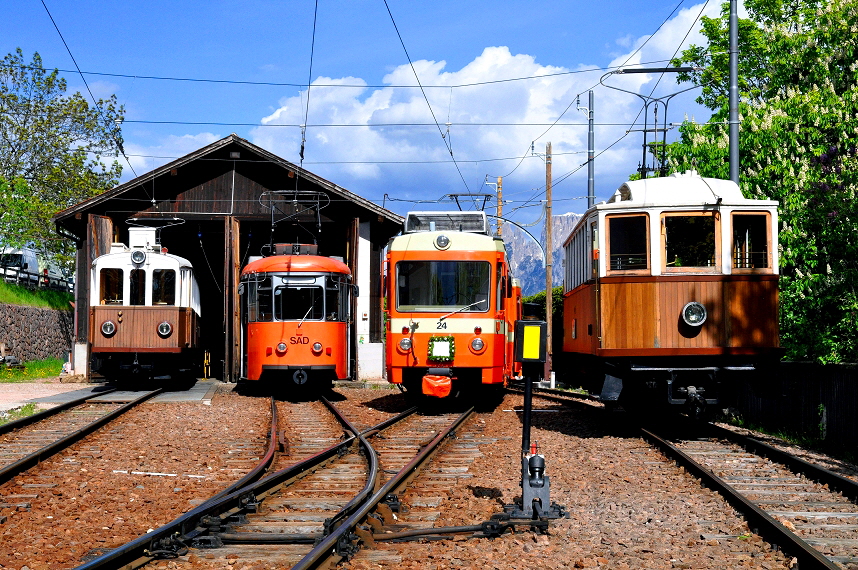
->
89, 227, 201, 382
562, 171, 779, 412
385, 211, 521, 401
238, 244, 355, 390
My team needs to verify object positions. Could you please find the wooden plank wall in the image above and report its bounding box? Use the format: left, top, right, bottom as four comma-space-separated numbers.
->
91, 307, 195, 350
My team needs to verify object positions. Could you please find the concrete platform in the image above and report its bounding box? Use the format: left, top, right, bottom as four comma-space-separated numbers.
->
1, 379, 226, 413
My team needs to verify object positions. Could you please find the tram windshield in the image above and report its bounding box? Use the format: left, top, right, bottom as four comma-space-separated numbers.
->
274, 285, 324, 321
396, 260, 491, 312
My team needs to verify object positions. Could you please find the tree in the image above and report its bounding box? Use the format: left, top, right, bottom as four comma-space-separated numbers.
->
0, 48, 124, 266
664, 0, 858, 363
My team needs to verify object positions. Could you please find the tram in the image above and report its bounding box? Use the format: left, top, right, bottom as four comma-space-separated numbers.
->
385, 211, 522, 401
89, 226, 201, 382
239, 243, 355, 390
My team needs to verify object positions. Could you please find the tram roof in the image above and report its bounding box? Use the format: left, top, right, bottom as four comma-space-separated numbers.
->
604, 171, 778, 209
241, 255, 351, 276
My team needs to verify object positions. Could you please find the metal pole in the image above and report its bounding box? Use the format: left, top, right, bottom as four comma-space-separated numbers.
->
496, 176, 503, 237
521, 365, 533, 482
587, 90, 595, 209
544, 143, 552, 383
729, 0, 740, 185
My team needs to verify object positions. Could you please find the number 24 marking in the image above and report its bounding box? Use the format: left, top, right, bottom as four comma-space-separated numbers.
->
436, 321, 447, 330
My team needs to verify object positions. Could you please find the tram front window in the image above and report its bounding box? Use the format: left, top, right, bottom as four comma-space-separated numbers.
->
275, 286, 324, 321
396, 261, 491, 312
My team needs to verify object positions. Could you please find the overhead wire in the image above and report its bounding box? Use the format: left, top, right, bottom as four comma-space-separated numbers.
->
381, 0, 470, 191
39, 0, 138, 179
490, 0, 688, 186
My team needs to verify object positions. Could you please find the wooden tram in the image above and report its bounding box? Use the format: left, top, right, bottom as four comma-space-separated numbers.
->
238, 243, 355, 390
561, 171, 780, 413
89, 227, 202, 381
385, 211, 522, 400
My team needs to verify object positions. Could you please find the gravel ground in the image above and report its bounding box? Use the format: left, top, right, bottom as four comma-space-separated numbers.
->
3, 384, 848, 569
0, 388, 270, 569
338, 391, 793, 570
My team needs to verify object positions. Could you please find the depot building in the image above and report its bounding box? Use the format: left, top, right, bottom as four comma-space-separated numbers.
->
53, 134, 402, 382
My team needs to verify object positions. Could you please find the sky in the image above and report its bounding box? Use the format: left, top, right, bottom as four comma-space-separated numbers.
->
3, 0, 730, 226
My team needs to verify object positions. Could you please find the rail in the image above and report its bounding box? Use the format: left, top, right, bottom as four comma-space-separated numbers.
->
641, 426, 844, 570
76, 400, 418, 569
0, 389, 160, 486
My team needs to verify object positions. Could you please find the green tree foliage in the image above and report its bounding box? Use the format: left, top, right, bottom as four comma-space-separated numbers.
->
0, 48, 124, 266
665, 0, 858, 362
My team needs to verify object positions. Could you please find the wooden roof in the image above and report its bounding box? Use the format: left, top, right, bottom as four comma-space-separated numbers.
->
53, 134, 403, 230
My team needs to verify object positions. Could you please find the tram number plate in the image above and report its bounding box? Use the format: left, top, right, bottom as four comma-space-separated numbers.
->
436, 321, 447, 330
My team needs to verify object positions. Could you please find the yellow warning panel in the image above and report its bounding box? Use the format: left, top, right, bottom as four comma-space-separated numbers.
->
523, 325, 541, 360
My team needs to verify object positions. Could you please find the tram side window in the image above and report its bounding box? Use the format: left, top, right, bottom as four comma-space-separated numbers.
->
152, 269, 176, 305
100, 268, 123, 304
664, 215, 716, 268
275, 286, 324, 321
733, 214, 769, 269
325, 277, 342, 321
607, 215, 648, 271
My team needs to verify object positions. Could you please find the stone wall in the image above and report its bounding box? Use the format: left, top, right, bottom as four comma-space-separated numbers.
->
0, 304, 74, 363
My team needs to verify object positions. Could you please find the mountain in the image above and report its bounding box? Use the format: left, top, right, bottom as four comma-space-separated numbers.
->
502, 211, 582, 297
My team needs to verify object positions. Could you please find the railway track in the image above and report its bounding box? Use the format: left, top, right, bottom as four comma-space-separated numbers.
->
642, 422, 858, 569
76, 396, 516, 569
0, 388, 161, 486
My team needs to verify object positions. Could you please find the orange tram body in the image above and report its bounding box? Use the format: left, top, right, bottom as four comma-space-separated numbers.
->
239, 244, 355, 389
385, 211, 522, 400
561, 172, 781, 414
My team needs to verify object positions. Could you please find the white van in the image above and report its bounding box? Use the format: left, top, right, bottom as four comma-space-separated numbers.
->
0, 247, 39, 287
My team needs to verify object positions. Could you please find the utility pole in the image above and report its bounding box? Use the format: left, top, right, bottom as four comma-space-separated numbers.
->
544, 142, 553, 384
729, 0, 740, 185
496, 176, 503, 237
579, 91, 596, 209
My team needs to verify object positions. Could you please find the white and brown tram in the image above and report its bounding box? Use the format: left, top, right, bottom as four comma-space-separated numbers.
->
89, 227, 201, 382
562, 171, 779, 413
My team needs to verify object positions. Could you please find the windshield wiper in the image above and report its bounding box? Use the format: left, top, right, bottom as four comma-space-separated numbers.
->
297, 305, 314, 328
438, 298, 487, 321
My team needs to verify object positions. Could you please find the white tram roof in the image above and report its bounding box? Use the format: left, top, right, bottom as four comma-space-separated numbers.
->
92, 246, 194, 270
604, 170, 777, 209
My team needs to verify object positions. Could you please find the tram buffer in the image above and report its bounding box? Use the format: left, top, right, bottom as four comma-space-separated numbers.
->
506, 307, 567, 522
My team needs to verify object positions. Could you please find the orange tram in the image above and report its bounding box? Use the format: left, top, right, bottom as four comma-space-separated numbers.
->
239, 243, 355, 390
561, 171, 781, 415
385, 211, 522, 401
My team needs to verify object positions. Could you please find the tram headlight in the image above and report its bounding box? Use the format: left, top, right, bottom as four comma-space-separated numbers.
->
157, 321, 172, 337
312, 342, 323, 353
101, 320, 116, 336
682, 301, 707, 327
434, 234, 451, 250
276, 342, 288, 353
470, 337, 485, 351
130, 250, 146, 264
399, 338, 412, 351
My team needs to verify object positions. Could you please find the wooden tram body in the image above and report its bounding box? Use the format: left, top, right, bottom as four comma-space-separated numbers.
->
239, 244, 354, 388
562, 171, 780, 410
385, 211, 522, 399
89, 227, 202, 381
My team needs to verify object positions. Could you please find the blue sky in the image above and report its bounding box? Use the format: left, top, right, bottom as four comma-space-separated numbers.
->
4, 0, 728, 225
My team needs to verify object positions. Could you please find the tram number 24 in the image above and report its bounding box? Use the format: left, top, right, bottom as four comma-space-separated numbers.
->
436, 321, 447, 330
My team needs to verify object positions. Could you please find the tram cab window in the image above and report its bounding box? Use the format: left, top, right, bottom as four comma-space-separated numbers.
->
607, 215, 648, 272
275, 285, 324, 321
396, 261, 491, 312
130, 269, 146, 305
152, 269, 176, 305
662, 213, 719, 271
100, 268, 123, 304
732, 213, 769, 269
